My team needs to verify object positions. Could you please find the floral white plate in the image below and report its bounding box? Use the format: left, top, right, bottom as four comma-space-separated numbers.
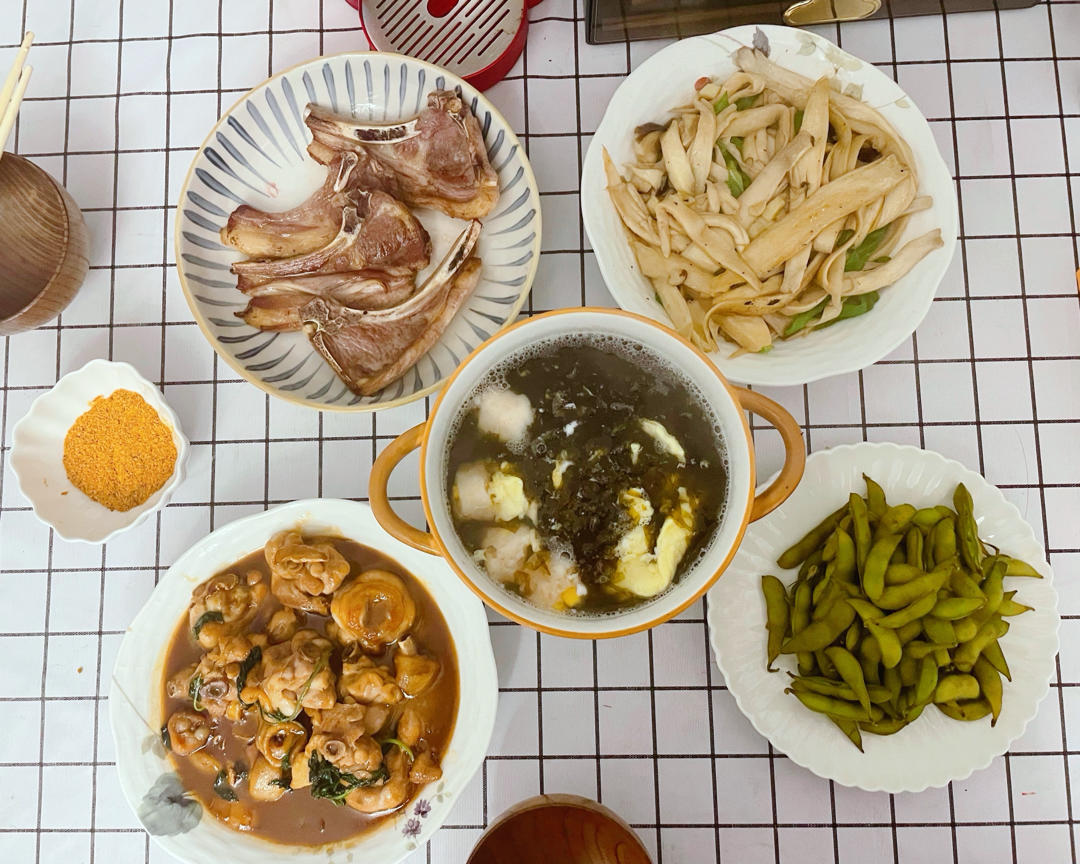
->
109, 499, 498, 863
176, 52, 540, 411
707, 443, 1059, 793
581, 25, 958, 387
10, 359, 188, 543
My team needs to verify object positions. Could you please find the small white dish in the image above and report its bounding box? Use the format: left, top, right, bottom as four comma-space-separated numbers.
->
581, 25, 959, 387
109, 498, 498, 864
9, 359, 189, 543
706, 442, 1059, 793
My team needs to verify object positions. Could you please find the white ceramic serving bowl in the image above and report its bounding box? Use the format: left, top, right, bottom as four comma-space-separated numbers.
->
9, 359, 188, 543
707, 442, 1060, 793
369, 307, 805, 639
175, 51, 541, 412
110, 498, 498, 864
581, 24, 959, 388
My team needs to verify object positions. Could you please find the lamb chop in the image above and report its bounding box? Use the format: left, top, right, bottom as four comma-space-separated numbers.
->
231, 192, 431, 291
302, 220, 482, 396
221, 153, 366, 259
304, 90, 499, 220
237, 270, 415, 331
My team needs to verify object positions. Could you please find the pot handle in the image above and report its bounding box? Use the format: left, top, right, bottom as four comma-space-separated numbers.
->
732, 386, 806, 522
370, 423, 440, 555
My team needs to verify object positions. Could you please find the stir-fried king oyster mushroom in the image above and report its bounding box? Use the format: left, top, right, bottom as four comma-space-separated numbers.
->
604, 47, 943, 355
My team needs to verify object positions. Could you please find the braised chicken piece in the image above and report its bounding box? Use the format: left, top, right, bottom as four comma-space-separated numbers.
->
339, 643, 403, 705
305, 90, 499, 220
304, 224, 482, 396
221, 153, 366, 258
190, 633, 264, 718
248, 755, 287, 803
393, 636, 440, 697
266, 607, 304, 644
243, 629, 336, 719
409, 749, 443, 784
265, 530, 351, 615
344, 746, 412, 814
291, 703, 385, 791
330, 569, 417, 654
166, 710, 211, 756
255, 718, 308, 768
188, 570, 267, 650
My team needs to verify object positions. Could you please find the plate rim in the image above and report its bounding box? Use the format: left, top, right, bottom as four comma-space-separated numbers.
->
173, 50, 542, 412
706, 441, 1060, 793
108, 496, 499, 862
580, 24, 960, 388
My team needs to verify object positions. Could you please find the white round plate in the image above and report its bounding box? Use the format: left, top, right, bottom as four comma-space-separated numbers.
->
10, 359, 189, 544
176, 52, 540, 411
706, 443, 1059, 793
109, 499, 498, 863
581, 25, 958, 388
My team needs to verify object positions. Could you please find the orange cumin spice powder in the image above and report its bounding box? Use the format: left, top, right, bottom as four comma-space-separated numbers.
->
63, 389, 177, 512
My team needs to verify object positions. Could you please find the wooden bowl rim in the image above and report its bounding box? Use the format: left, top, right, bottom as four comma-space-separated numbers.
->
467, 793, 653, 862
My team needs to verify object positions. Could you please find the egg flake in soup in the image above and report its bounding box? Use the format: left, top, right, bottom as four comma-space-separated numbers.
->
446, 336, 729, 616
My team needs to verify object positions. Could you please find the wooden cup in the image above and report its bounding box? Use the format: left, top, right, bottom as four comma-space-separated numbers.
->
468, 794, 653, 864
0, 152, 89, 335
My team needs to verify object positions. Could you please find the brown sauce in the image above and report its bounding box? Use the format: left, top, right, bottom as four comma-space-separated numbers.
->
160, 538, 459, 846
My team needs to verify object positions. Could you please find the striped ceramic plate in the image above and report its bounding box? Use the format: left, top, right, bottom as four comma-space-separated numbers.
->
174, 52, 540, 411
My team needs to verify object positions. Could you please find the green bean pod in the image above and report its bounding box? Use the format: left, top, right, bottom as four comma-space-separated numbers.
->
953, 484, 983, 572
828, 715, 864, 752
859, 716, 909, 736
936, 698, 992, 722
930, 596, 985, 620
906, 640, 958, 659
797, 548, 824, 584
905, 526, 924, 568
953, 617, 1009, 672
897, 619, 924, 645
875, 593, 937, 629
781, 600, 856, 654
922, 616, 956, 646
981, 559, 1006, 614
778, 504, 847, 569
761, 575, 790, 671
825, 646, 871, 714
866, 619, 902, 669
931, 517, 957, 566
863, 533, 904, 601
973, 656, 1002, 726
849, 493, 872, 576
787, 688, 881, 722
833, 527, 857, 583
863, 474, 887, 519
898, 653, 918, 688
815, 648, 837, 679
1004, 557, 1043, 578
981, 638, 1012, 682
912, 506, 952, 530
997, 597, 1032, 617
845, 620, 862, 653
934, 674, 981, 703
949, 569, 984, 599
875, 563, 951, 610
792, 581, 816, 676
884, 563, 924, 586
914, 655, 939, 706
848, 597, 884, 621
952, 617, 979, 643
879, 504, 917, 536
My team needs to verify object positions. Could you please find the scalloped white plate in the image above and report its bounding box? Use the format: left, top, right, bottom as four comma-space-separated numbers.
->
581, 25, 958, 387
109, 499, 497, 863
10, 359, 189, 543
706, 443, 1059, 793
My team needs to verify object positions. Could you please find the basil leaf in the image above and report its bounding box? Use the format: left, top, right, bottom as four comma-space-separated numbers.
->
188, 674, 204, 711
783, 298, 829, 337
235, 646, 261, 705
192, 610, 224, 639
833, 228, 855, 249
845, 225, 890, 272
213, 769, 238, 802
308, 752, 388, 806
258, 653, 327, 723
270, 750, 293, 790
721, 146, 751, 199
713, 92, 729, 113
735, 94, 759, 111
378, 737, 415, 760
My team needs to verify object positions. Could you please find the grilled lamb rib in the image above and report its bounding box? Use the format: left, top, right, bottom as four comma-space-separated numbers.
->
231, 192, 431, 291
302, 220, 482, 396
220, 153, 367, 259
304, 90, 499, 220
236, 270, 415, 331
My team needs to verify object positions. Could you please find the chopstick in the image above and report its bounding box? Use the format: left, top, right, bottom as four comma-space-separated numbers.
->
0, 31, 34, 160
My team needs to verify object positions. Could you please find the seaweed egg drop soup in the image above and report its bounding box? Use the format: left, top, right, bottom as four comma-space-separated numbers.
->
446, 335, 728, 614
